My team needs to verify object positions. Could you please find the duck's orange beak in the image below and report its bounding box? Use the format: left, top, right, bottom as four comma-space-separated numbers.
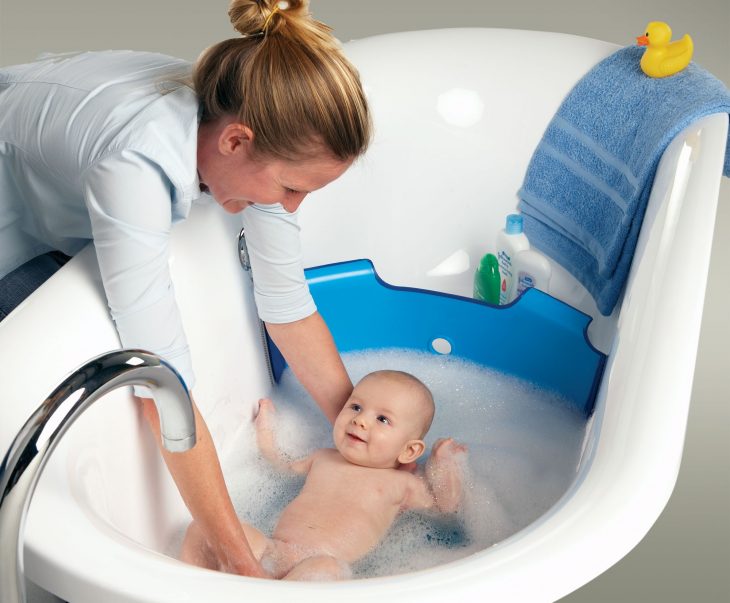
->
636, 35, 649, 46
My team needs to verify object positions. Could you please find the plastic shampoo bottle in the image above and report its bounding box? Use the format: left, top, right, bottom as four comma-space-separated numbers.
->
496, 214, 530, 305
473, 253, 501, 305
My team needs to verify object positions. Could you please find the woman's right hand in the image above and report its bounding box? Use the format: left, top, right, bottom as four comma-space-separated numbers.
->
220, 553, 270, 579
180, 520, 270, 578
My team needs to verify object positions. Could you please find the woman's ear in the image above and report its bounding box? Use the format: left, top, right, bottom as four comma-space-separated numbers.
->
398, 439, 426, 465
218, 123, 255, 156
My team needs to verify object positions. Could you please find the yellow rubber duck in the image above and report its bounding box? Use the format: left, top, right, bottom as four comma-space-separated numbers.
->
636, 21, 693, 78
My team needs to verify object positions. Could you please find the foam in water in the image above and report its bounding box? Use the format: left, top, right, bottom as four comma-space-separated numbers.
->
215, 348, 586, 579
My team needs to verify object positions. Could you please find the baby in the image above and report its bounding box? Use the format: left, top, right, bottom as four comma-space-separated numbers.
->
181, 369, 468, 580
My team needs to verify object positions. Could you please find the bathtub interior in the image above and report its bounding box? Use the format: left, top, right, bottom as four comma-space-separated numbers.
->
0, 27, 727, 603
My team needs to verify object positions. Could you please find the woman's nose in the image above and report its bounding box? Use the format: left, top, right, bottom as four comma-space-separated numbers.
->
281, 192, 307, 213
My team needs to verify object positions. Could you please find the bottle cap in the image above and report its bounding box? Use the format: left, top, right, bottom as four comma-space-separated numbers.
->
505, 214, 523, 235
480, 253, 500, 273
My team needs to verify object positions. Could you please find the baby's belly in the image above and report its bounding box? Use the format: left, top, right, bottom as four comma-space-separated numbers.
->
273, 498, 397, 563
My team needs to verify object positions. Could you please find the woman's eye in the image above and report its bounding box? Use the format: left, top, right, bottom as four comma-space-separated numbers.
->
284, 187, 299, 195
377, 415, 390, 425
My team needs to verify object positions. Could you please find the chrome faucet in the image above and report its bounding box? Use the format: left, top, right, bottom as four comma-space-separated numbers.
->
0, 349, 196, 603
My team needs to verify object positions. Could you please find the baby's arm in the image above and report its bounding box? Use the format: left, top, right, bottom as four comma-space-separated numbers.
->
404, 438, 468, 513
255, 398, 314, 475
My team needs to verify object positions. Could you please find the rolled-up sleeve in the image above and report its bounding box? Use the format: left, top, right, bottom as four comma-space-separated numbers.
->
82, 150, 195, 390
241, 203, 316, 324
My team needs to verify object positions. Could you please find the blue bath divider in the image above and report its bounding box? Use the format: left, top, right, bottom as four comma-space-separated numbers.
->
267, 259, 606, 416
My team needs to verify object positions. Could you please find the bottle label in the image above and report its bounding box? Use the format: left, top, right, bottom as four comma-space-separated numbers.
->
497, 250, 512, 305
516, 271, 535, 296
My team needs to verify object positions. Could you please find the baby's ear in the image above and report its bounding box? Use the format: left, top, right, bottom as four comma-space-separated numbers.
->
398, 439, 426, 465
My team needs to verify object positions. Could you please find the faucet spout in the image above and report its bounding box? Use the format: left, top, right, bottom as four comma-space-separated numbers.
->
0, 349, 196, 603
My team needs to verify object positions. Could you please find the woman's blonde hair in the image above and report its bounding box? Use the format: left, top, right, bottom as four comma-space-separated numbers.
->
193, 0, 371, 161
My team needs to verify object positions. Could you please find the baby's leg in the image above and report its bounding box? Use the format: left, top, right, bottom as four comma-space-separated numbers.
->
180, 521, 217, 569
283, 555, 352, 581
180, 520, 270, 571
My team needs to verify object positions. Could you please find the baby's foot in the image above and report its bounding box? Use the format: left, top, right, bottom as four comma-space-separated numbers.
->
255, 398, 276, 432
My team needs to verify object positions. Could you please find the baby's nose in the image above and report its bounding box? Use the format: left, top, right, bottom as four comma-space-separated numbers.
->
353, 415, 367, 428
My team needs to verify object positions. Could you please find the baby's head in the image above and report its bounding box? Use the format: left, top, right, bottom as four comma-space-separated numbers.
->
333, 370, 435, 469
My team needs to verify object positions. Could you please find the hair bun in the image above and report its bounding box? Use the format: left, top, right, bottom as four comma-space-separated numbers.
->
228, 0, 307, 37
196, 0, 370, 161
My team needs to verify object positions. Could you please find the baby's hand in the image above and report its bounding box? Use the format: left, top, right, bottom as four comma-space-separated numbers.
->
254, 399, 313, 476
425, 438, 468, 513
255, 398, 276, 431
431, 437, 468, 463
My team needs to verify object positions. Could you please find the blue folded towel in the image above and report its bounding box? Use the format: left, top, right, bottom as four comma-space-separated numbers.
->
517, 45, 730, 315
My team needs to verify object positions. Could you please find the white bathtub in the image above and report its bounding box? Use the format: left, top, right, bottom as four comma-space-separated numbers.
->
0, 29, 727, 602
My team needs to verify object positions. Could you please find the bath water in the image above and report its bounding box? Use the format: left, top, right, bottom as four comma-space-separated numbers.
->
217, 348, 586, 579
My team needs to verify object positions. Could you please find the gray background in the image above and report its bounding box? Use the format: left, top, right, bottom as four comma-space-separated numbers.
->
1, 1, 728, 601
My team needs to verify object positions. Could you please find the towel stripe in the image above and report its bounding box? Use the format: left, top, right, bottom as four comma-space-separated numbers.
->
540, 142, 629, 213
519, 188, 608, 268
553, 116, 640, 190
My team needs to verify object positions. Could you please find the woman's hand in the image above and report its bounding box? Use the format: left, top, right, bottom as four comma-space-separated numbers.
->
180, 520, 269, 578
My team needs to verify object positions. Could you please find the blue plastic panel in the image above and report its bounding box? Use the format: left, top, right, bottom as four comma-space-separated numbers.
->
267, 259, 605, 416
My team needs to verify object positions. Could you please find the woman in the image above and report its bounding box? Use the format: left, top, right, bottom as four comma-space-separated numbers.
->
0, 0, 371, 577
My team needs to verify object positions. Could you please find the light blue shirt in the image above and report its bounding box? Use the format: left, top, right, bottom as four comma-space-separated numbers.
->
0, 50, 316, 390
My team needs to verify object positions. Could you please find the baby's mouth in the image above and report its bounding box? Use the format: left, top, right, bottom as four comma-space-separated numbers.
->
347, 432, 367, 444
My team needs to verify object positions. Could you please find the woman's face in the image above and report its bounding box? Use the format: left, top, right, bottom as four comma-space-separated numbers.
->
197, 120, 353, 214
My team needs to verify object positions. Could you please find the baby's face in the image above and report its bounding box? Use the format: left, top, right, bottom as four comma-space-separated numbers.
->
333, 376, 425, 469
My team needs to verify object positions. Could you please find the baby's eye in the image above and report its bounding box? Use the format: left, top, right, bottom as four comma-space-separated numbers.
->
350, 403, 362, 412
377, 415, 390, 425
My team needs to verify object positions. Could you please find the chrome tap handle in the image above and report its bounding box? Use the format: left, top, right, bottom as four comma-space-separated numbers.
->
238, 227, 251, 273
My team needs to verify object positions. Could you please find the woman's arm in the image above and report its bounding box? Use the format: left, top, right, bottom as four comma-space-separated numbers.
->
241, 203, 353, 423
83, 152, 196, 391
85, 155, 266, 575
265, 312, 352, 423
138, 394, 268, 578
